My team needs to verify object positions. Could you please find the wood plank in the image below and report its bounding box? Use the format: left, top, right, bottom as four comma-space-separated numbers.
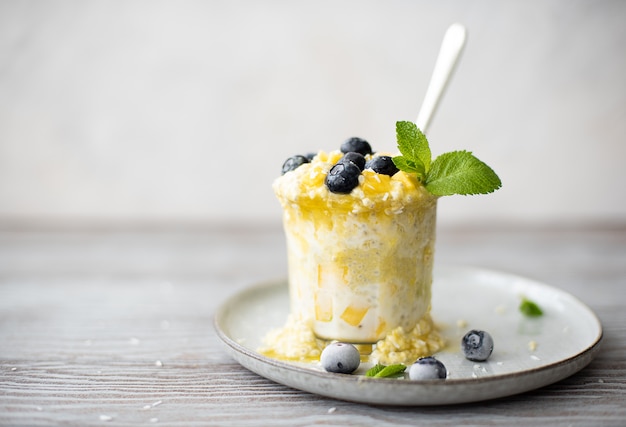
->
1, 225, 625, 426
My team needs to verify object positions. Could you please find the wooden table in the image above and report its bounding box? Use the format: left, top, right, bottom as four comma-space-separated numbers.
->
1, 224, 624, 426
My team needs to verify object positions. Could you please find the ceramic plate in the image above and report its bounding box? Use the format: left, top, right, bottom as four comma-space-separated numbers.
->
214, 265, 602, 405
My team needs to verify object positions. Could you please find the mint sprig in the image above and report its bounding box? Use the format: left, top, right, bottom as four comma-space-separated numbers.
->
365, 363, 406, 378
520, 297, 543, 317
392, 121, 502, 196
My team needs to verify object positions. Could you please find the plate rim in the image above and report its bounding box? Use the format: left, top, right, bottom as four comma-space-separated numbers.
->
214, 265, 603, 405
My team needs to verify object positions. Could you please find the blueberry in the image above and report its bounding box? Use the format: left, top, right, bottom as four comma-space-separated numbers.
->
281, 155, 309, 175
320, 342, 360, 374
408, 356, 447, 380
305, 152, 317, 161
338, 152, 366, 171
325, 161, 361, 194
340, 137, 372, 156
461, 330, 494, 361
365, 156, 399, 176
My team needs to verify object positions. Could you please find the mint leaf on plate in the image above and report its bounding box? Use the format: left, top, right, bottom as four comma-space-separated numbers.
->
365, 363, 386, 377
365, 363, 406, 378
520, 298, 543, 317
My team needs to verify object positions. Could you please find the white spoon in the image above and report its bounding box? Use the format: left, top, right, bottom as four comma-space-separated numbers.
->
415, 23, 467, 134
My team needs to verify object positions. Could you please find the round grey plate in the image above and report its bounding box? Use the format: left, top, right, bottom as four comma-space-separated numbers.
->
214, 265, 602, 406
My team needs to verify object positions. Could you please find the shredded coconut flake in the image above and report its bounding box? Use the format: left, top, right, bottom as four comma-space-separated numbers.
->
371, 314, 445, 365
258, 315, 322, 361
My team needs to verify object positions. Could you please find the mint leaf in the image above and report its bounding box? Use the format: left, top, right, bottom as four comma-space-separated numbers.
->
395, 121, 431, 175
425, 151, 502, 196
365, 363, 406, 378
520, 298, 543, 317
365, 364, 385, 377
374, 364, 406, 378
392, 155, 425, 177
391, 120, 501, 197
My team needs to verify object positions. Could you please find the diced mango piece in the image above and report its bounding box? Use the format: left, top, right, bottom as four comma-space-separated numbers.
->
362, 170, 391, 194
316, 264, 322, 288
314, 292, 333, 322
391, 171, 419, 188
375, 318, 387, 337
317, 263, 349, 288
301, 164, 326, 188
388, 282, 398, 296
340, 305, 369, 326
327, 151, 344, 164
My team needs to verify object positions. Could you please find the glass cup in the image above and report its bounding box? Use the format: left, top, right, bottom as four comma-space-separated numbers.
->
276, 163, 437, 344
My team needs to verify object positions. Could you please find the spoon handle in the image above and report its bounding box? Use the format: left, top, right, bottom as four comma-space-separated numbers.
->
415, 23, 467, 134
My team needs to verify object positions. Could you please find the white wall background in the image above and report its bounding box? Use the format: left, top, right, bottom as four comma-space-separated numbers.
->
1, 0, 625, 227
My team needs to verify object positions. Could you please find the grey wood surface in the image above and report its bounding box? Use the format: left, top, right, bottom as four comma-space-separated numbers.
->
1, 224, 624, 426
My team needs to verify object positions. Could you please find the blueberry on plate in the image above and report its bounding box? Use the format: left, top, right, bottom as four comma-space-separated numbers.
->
461, 330, 494, 361
340, 137, 372, 156
281, 155, 310, 175
338, 152, 366, 171
325, 161, 361, 194
365, 155, 399, 176
408, 356, 447, 380
320, 342, 360, 374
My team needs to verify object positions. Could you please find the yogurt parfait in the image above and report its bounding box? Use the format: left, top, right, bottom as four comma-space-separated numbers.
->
261, 121, 501, 365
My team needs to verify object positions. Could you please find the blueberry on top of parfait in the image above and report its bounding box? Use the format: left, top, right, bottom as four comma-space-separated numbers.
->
338, 152, 366, 171
341, 137, 372, 156
325, 161, 361, 194
365, 156, 399, 176
281, 155, 309, 175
